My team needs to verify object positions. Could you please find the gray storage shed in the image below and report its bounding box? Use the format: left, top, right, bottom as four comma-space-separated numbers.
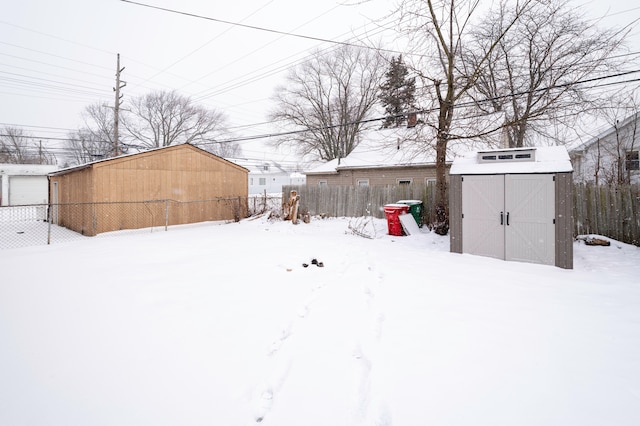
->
449, 146, 573, 269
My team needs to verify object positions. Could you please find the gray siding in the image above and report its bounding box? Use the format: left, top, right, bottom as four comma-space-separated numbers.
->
555, 172, 574, 269
449, 175, 463, 254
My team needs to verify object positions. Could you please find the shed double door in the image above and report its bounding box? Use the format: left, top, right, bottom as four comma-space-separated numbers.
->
461, 174, 555, 266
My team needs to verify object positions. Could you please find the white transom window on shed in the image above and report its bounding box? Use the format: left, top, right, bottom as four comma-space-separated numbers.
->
477, 148, 536, 163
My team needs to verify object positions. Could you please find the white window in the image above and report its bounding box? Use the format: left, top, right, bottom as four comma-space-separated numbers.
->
426, 178, 436, 185
250, 178, 254, 185
357, 179, 369, 186
259, 178, 266, 185
318, 180, 328, 186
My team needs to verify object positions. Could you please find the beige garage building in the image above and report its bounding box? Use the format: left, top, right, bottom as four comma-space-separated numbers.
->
49, 144, 248, 236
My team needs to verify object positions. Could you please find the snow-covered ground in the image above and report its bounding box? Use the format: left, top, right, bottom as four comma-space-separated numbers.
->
1, 215, 639, 426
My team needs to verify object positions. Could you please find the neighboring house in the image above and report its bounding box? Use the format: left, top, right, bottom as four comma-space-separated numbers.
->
49, 144, 248, 236
570, 113, 640, 185
233, 159, 306, 194
0, 163, 59, 206
305, 128, 463, 186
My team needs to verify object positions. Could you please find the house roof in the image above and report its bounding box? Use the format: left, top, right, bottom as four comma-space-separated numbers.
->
570, 112, 640, 154
450, 146, 573, 175
305, 127, 488, 175
234, 160, 288, 175
49, 143, 248, 176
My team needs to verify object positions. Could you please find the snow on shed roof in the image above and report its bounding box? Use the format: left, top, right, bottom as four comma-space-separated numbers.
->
450, 146, 573, 175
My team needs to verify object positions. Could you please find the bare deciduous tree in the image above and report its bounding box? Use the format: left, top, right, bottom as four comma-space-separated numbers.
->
396, 0, 534, 234
124, 90, 233, 153
205, 140, 243, 158
65, 102, 119, 165
269, 45, 387, 161
467, 0, 629, 148
0, 126, 56, 164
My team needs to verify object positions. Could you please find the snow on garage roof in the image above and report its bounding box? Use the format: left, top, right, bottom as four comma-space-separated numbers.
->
449, 146, 573, 175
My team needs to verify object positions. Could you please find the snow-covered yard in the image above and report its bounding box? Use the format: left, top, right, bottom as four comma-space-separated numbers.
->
1, 215, 639, 426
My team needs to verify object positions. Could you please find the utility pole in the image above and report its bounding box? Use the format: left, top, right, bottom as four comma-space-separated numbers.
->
113, 53, 126, 157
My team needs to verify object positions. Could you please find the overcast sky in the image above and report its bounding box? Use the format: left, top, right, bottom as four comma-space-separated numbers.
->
1, 0, 639, 165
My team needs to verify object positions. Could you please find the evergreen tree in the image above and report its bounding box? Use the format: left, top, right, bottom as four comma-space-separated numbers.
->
378, 55, 417, 128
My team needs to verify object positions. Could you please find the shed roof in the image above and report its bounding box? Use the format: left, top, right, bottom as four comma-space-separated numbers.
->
450, 146, 573, 175
49, 143, 248, 176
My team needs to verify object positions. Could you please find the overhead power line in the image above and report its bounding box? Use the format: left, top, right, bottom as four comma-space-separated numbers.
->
202, 71, 640, 146
119, 0, 405, 55
3, 69, 640, 153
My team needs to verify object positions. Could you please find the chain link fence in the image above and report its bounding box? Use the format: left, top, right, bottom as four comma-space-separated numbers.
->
248, 193, 283, 217
1, 197, 251, 250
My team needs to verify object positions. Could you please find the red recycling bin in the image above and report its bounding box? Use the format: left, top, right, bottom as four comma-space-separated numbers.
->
383, 204, 410, 236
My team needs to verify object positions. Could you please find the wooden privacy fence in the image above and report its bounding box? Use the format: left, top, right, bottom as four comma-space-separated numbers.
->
574, 183, 640, 246
283, 183, 441, 223
284, 183, 640, 246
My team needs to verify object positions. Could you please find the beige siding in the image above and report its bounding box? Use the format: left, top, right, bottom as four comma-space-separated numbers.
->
91, 145, 247, 202
49, 144, 248, 236
49, 167, 96, 235
307, 165, 446, 186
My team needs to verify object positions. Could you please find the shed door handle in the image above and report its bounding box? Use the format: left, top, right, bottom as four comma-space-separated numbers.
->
506, 212, 510, 226
500, 211, 504, 225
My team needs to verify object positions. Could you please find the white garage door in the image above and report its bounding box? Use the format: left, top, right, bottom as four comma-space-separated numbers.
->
9, 175, 49, 205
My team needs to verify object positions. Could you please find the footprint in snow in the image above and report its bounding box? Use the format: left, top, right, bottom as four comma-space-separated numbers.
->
254, 388, 273, 423
267, 323, 293, 355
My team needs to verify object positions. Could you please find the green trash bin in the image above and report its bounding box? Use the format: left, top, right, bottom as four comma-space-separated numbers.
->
397, 199, 423, 228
